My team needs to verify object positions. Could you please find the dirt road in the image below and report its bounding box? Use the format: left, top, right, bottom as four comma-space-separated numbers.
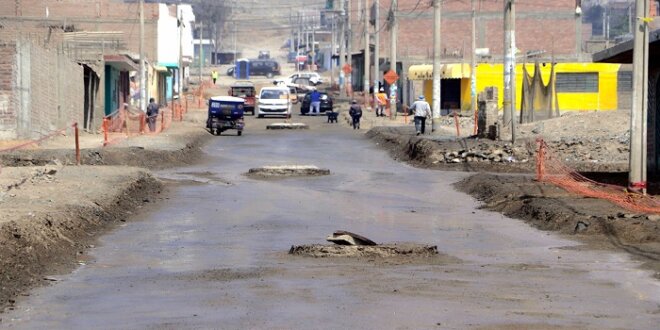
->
2, 115, 658, 329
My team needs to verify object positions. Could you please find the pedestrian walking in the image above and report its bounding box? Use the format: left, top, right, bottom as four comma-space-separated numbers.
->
376, 88, 388, 117
309, 89, 321, 116
146, 98, 160, 132
211, 70, 218, 85
348, 100, 362, 129
409, 95, 431, 135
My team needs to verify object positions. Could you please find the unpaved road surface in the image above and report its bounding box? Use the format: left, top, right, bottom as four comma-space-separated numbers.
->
2, 116, 659, 329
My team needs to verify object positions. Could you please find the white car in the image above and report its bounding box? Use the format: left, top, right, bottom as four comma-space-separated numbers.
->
256, 87, 292, 118
277, 72, 323, 85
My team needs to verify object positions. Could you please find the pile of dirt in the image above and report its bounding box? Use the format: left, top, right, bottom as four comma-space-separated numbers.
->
0, 126, 209, 170
367, 122, 628, 173
246, 165, 330, 178
0, 167, 163, 311
454, 173, 660, 278
289, 243, 439, 258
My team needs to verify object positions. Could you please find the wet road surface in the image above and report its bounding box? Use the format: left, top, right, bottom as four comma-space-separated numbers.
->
2, 119, 660, 329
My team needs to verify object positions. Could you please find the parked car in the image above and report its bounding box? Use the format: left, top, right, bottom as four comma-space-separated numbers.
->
258, 50, 271, 59
300, 91, 333, 115
251, 59, 280, 78
256, 86, 292, 118
277, 72, 322, 85
226, 66, 235, 76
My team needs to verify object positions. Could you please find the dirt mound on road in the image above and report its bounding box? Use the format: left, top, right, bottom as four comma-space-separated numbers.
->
455, 173, 660, 278
289, 243, 439, 258
0, 167, 163, 312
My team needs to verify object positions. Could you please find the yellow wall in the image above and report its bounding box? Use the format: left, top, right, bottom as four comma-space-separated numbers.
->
421, 62, 622, 112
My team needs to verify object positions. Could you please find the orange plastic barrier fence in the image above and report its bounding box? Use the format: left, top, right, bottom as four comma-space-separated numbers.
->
102, 102, 185, 146
536, 138, 660, 214
0, 122, 79, 172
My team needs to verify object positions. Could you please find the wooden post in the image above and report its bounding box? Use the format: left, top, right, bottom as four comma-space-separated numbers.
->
102, 118, 109, 146
74, 122, 80, 165
453, 111, 460, 137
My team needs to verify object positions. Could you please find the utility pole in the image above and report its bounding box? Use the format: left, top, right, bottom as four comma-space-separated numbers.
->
432, 0, 441, 132
339, 0, 345, 95
575, 0, 582, 61
629, 0, 650, 193
373, 0, 380, 110
233, 23, 237, 67
311, 15, 316, 69
178, 5, 183, 98
139, 0, 146, 112
347, 0, 353, 97
503, 0, 516, 142
470, 0, 477, 125
199, 21, 203, 84
390, 0, 398, 113
363, 0, 370, 106
331, 14, 336, 87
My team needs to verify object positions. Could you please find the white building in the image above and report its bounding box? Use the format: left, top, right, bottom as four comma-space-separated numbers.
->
155, 3, 195, 102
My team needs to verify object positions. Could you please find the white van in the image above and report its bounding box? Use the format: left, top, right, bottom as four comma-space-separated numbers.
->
256, 86, 292, 118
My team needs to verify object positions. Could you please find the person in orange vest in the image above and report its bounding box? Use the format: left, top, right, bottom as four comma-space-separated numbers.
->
376, 87, 388, 117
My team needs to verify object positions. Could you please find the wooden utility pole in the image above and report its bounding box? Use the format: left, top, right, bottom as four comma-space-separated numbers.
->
432, 0, 441, 132
629, 0, 650, 193
139, 0, 146, 112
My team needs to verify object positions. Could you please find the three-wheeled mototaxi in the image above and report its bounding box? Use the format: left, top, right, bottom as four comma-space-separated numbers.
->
228, 81, 256, 115
207, 96, 245, 136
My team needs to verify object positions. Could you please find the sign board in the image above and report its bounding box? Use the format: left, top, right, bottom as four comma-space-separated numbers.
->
475, 48, 490, 56
383, 70, 399, 85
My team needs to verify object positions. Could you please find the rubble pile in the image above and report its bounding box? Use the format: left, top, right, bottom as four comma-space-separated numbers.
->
426, 142, 534, 165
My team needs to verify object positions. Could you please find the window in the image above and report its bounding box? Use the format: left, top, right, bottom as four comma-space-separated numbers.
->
556, 72, 599, 93
617, 71, 632, 92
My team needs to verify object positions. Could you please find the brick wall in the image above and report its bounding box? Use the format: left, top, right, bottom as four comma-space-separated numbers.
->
350, 0, 580, 62
0, 42, 17, 139
0, 0, 160, 60
0, 38, 83, 140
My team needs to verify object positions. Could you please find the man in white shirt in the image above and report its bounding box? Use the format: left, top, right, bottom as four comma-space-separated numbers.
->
409, 95, 431, 135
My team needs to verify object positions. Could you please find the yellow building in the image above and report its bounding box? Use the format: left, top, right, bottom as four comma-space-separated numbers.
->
408, 62, 623, 113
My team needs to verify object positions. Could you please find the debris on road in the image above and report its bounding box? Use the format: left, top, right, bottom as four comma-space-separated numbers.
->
288, 243, 439, 258
246, 165, 330, 178
266, 123, 309, 130
326, 230, 377, 246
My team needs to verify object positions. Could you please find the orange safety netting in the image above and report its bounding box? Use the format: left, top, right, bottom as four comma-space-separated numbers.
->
536, 138, 660, 214
101, 100, 188, 146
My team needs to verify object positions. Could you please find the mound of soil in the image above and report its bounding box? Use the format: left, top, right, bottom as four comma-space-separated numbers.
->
246, 165, 330, 178
289, 243, 439, 258
0, 167, 163, 312
454, 173, 660, 278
